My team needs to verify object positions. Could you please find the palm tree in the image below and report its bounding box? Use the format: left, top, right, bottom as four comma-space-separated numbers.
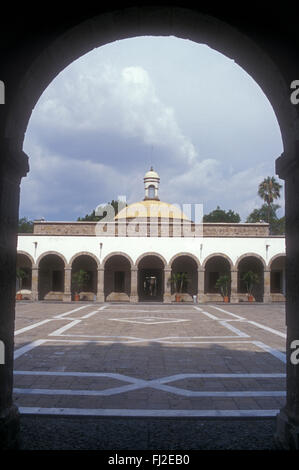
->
258, 176, 282, 223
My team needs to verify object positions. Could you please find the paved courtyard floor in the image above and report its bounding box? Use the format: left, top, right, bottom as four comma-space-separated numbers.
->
13, 301, 286, 419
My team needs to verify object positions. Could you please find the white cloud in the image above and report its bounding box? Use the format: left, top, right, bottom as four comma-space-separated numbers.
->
28, 61, 197, 166
21, 37, 284, 221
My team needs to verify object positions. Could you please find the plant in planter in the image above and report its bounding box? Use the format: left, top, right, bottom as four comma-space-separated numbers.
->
72, 269, 90, 301
241, 270, 259, 301
16, 268, 28, 300
215, 274, 230, 302
169, 272, 188, 302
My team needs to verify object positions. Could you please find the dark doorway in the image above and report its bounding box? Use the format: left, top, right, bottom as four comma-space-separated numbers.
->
139, 268, 163, 301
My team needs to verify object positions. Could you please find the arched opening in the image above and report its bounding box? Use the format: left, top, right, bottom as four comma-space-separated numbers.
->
71, 254, 98, 301
148, 185, 155, 199
137, 255, 165, 302
204, 255, 231, 301
104, 255, 131, 302
270, 255, 286, 301
170, 255, 198, 301
16, 253, 32, 299
237, 255, 264, 302
2, 4, 298, 450
38, 254, 65, 301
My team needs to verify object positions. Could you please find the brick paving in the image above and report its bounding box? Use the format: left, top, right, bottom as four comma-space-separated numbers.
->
13, 301, 286, 417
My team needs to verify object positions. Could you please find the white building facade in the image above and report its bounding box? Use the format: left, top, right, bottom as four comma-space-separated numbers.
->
16, 169, 286, 303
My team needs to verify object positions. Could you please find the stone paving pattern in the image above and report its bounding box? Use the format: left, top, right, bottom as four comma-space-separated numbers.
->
13, 302, 286, 414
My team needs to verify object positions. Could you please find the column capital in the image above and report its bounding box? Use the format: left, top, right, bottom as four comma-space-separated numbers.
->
276, 145, 299, 180
0, 139, 29, 180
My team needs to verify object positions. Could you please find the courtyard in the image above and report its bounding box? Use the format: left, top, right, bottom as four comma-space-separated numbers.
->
13, 301, 286, 418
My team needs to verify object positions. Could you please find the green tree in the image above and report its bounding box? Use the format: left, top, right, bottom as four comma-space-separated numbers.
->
72, 269, 90, 294
258, 176, 282, 223
203, 206, 241, 223
77, 200, 127, 221
246, 203, 285, 235
18, 217, 34, 233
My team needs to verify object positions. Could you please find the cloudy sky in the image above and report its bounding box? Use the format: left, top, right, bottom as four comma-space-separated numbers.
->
21, 36, 284, 222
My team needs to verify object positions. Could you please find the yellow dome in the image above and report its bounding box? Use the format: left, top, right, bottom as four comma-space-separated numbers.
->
115, 200, 190, 221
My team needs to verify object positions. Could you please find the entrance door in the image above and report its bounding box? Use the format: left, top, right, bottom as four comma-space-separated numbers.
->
139, 269, 163, 301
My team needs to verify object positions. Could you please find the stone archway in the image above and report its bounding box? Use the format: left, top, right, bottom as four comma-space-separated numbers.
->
203, 254, 232, 302
170, 253, 199, 302
71, 254, 99, 301
136, 253, 166, 302
0, 4, 298, 450
269, 254, 286, 301
16, 252, 34, 299
236, 254, 265, 303
103, 253, 132, 302
37, 252, 66, 301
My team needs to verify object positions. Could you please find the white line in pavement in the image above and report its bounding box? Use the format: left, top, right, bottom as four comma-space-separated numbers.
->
18, 407, 280, 418
247, 321, 286, 338
14, 339, 47, 359
219, 321, 250, 338
193, 307, 219, 320
209, 305, 245, 320
15, 319, 53, 336
13, 387, 286, 398
48, 320, 81, 336
252, 341, 286, 363
14, 370, 286, 379
54, 305, 92, 319
80, 310, 100, 319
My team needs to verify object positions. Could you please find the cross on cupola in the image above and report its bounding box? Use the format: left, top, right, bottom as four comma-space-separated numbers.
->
143, 167, 160, 201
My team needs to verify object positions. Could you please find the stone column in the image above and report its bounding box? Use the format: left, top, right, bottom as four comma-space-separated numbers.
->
63, 267, 72, 302
31, 267, 39, 301
163, 267, 171, 303
0, 144, 29, 449
96, 267, 105, 302
130, 268, 138, 303
275, 150, 299, 449
230, 270, 239, 303
263, 269, 272, 303
197, 268, 205, 303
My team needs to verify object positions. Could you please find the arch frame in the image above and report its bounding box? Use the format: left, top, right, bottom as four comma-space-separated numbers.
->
169, 252, 201, 269
36, 251, 68, 268
268, 253, 286, 269
16, 250, 35, 268
102, 251, 134, 269
135, 252, 167, 268
202, 252, 234, 270
235, 252, 267, 270
4, 5, 297, 157
68, 251, 100, 269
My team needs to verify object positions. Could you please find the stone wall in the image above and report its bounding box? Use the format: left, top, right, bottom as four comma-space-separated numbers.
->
33, 221, 270, 237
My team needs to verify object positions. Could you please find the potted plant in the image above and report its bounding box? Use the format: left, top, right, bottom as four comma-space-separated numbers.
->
72, 269, 89, 301
241, 270, 259, 302
16, 267, 28, 300
215, 274, 230, 302
169, 272, 188, 302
